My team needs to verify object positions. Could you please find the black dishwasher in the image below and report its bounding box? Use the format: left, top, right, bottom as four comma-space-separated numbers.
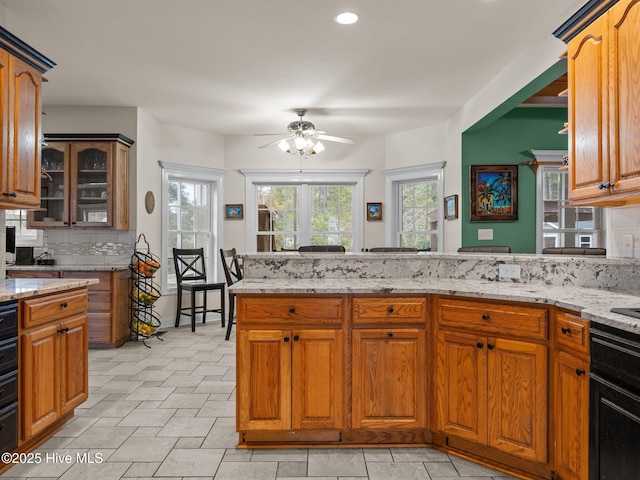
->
589, 323, 640, 480
0, 301, 18, 454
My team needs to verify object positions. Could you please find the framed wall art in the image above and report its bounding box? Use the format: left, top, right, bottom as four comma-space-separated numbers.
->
444, 194, 458, 220
470, 165, 518, 221
366, 202, 382, 221
225, 204, 243, 220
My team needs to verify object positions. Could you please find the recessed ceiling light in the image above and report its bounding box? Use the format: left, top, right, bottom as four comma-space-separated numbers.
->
335, 11, 359, 25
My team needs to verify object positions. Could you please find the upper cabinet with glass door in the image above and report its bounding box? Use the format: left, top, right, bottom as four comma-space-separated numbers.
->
29, 134, 134, 230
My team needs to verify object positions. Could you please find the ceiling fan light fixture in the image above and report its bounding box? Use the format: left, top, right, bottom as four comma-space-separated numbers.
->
278, 139, 291, 153
313, 141, 325, 154
335, 11, 358, 25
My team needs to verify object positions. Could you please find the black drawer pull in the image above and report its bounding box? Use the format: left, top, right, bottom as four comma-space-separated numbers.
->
477, 342, 484, 349
61, 302, 68, 308
561, 326, 571, 334
576, 368, 586, 376
387, 332, 393, 338
288, 307, 295, 314
283, 336, 290, 342
2, 192, 16, 197
387, 306, 394, 313
57, 327, 69, 334
487, 343, 495, 350
481, 313, 490, 321
293, 335, 299, 341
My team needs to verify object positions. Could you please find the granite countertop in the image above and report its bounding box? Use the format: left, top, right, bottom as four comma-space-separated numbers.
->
7, 264, 130, 271
0, 278, 100, 302
230, 277, 640, 335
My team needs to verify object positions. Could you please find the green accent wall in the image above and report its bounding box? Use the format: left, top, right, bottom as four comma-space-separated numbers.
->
461, 107, 568, 253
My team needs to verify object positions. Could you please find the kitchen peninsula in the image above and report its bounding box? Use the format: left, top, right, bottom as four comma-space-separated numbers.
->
232, 252, 640, 480
0, 277, 96, 474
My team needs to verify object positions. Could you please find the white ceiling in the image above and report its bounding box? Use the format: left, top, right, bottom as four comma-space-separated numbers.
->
2, 0, 582, 139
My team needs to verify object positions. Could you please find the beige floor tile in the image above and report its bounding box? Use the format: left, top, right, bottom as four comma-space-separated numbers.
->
108, 436, 177, 462
157, 416, 215, 437
154, 448, 224, 477
213, 460, 278, 480
366, 462, 430, 480
307, 449, 367, 477
118, 407, 177, 427
66, 425, 137, 449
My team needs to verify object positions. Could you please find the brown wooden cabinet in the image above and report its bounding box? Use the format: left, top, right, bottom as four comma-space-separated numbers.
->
29, 134, 133, 230
0, 29, 54, 209
434, 296, 549, 466
19, 289, 88, 442
554, 310, 590, 480
351, 296, 427, 430
562, 0, 640, 205
7, 269, 130, 348
236, 295, 346, 443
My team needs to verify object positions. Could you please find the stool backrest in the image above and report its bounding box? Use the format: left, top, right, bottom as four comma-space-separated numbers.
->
173, 248, 207, 283
220, 248, 243, 287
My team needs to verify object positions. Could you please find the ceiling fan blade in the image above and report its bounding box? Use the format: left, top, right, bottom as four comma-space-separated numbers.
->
258, 137, 290, 149
316, 134, 355, 144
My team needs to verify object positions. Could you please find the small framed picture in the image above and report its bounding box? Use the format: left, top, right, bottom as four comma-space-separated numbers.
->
444, 194, 458, 220
225, 204, 243, 220
366, 202, 382, 221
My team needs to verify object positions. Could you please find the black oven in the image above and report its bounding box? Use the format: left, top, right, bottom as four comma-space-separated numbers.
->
589, 323, 640, 480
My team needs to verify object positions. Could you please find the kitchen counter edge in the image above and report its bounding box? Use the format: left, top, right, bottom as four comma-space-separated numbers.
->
1, 278, 99, 302
230, 277, 640, 335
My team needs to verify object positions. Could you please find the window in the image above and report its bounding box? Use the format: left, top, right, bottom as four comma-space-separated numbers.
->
5, 210, 43, 247
536, 163, 602, 251
384, 163, 445, 251
160, 161, 224, 294
242, 170, 366, 252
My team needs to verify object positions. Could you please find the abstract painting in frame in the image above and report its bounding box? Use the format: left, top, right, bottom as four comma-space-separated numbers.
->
470, 165, 518, 221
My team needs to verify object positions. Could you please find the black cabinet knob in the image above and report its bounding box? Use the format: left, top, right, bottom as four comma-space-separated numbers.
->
561, 326, 571, 334
487, 343, 495, 350
293, 335, 299, 341
283, 336, 290, 342
477, 342, 484, 349
288, 307, 296, 314
481, 313, 490, 321
61, 302, 68, 308
387, 332, 393, 338
387, 306, 394, 314
576, 368, 586, 376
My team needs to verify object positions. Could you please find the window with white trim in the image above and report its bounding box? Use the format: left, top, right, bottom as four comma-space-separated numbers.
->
242, 170, 366, 252
160, 161, 224, 294
5, 210, 43, 247
536, 164, 602, 250
384, 163, 444, 251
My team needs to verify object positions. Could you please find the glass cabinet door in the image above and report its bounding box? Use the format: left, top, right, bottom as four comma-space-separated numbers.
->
34, 142, 69, 225
71, 143, 112, 227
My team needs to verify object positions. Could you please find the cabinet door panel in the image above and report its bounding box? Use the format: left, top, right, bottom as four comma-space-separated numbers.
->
568, 14, 609, 200
353, 328, 426, 429
291, 329, 343, 430
555, 351, 589, 480
237, 329, 291, 431
0, 50, 8, 194
60, 315, 88, 413
609, 0, 640, 193
434, 330, 487, 442
487, 337, 547, 463
21, 323, 60, 440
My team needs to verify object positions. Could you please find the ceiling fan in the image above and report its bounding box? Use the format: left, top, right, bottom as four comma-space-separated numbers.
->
255, 109, 355, 156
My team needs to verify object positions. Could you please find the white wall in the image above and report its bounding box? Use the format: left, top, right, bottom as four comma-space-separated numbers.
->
223, 134, 386, 252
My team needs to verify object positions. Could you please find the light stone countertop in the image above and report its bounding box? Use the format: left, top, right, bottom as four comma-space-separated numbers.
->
0, 278, 99, 302
230, 277, 640, 335
6, 264, 130, 271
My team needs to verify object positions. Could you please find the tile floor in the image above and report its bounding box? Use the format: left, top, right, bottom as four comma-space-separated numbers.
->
1, 321, 519, 479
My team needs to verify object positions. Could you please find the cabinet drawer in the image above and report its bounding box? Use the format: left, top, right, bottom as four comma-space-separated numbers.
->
0, 371, 18, 406
437, 297, 548, 340
22, 290, 88, 328
0, 339, 17, 374
0, 401, 18, 454
0, 302, 18, 340
239, 296, 344, 325
352, 297, 427, 325
556, 311, 589, 355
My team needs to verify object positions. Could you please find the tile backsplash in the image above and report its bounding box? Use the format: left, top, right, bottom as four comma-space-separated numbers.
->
38, 229, 136, 267
607, 205, 640, 258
